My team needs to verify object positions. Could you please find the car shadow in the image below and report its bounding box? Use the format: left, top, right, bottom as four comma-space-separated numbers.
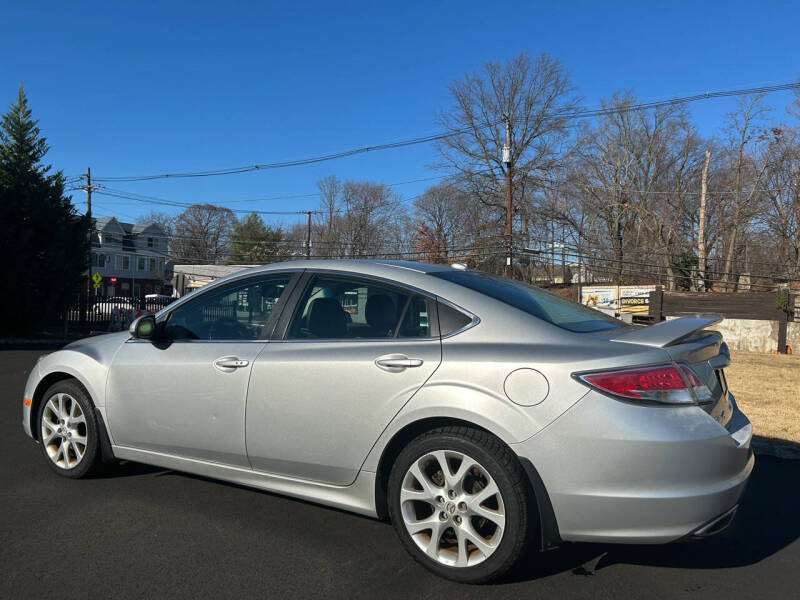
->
94, 453, 800, 583
92, 460, 167, 479
504, 455, 800, 583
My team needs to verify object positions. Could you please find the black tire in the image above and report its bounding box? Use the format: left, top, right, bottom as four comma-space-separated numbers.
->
387, 426, 532, 584
36, 379, 101, 479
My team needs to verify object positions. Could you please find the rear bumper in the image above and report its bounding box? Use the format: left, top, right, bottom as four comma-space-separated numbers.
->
511, 390, 753, 544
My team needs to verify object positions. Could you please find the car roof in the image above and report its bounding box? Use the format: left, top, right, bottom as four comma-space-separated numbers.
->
165, 259, 471, 315
251, 259, 456, 275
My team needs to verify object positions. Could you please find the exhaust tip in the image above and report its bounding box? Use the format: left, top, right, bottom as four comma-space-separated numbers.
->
691, 505, 738, 538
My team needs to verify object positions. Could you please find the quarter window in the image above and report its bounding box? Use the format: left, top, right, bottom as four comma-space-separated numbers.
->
286, 275, 433, 340
165, 275, 292, 341
437, 301, 473, 335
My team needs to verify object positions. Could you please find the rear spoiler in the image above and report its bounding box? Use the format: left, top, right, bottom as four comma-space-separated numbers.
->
610, 315, 722, 348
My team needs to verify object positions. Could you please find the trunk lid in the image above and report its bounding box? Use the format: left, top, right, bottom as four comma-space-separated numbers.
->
608, 315, 733, 426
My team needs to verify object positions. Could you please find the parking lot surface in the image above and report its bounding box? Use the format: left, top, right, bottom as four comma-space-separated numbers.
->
2, 349, 799, 599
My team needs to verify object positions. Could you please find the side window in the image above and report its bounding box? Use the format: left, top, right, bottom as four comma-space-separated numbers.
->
437, 301, 473, 336
398, 295, 433, 338
285, 275, 432, 340
165, 274, 292, 341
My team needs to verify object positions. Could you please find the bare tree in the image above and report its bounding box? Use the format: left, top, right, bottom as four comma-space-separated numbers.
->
435, 52, 579, 273
172, 203, 235, 264
136, 211, 175, 237
411, 183, 471, 262
338, 181, 404, 256
717, 96, 771, 289
761, 127, 800, 278
315, 175, 341, 257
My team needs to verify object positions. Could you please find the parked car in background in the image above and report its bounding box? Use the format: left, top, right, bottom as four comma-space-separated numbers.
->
144, 294, 175, 311
92, 296, 138, 318
22, 260, 753, 583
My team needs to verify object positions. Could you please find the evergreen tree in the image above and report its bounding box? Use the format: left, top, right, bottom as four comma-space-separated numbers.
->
0, 85, 90, 336
227, 212, 284, 264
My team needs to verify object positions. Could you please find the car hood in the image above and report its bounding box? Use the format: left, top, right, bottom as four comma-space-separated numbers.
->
62, 331, 131, 365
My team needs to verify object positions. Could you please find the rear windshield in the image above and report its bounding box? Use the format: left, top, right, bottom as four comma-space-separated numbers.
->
432, 270, 622, 333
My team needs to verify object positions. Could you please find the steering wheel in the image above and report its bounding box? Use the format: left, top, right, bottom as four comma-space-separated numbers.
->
209, 317, 250, 340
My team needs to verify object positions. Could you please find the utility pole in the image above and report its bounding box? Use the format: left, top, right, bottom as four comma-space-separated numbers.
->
502, 114, 513, 278
697, 150, 711, 292
304, 211, 312, 259
85, 167, 93, 296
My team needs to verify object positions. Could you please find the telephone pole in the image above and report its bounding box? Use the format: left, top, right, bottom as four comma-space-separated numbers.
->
84, 167, 95, 298
697, 150, 711, 292
304, 211, 312, 259
78, 166, 98, 322
502, 114, 513, 278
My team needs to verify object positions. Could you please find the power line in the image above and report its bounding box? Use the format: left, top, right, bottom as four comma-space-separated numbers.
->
93, 185, 416, 218
84, 81, 800, 183
94, 188, 320, 216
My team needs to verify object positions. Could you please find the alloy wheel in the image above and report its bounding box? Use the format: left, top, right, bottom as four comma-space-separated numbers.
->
40, 393, 88, 470
399, 450, 505, 567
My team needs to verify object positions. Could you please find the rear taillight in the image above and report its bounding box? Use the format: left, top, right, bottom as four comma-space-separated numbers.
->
578, 364, 712, 405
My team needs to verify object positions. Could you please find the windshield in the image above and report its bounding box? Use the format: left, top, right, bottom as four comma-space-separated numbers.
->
432, 270, 622, 333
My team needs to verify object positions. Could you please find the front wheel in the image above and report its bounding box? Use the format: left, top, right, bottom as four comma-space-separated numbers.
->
37, 379, 101, 478
387, 426, 532, 583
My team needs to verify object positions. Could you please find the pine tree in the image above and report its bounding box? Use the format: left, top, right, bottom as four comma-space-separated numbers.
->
227, 212, 284, 264
0, 85, 90, 336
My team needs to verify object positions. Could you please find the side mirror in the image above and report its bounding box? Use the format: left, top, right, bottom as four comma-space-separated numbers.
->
130, 315, 156, 339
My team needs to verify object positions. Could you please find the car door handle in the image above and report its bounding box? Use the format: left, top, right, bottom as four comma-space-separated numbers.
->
375, 355, 424, 371
214, 357, 249, 370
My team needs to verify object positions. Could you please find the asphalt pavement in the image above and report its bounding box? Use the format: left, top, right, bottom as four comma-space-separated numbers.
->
2, 349, 798, 599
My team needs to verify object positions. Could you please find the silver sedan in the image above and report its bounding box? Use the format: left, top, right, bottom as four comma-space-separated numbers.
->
22, 260, 753, 583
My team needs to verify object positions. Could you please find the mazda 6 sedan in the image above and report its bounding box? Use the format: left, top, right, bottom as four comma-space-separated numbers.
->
22, 260, 754, 583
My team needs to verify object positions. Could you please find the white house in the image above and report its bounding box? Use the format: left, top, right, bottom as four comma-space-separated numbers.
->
90, 217, 172, 297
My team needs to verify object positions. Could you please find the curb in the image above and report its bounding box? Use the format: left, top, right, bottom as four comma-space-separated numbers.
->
752, 438, 800, 460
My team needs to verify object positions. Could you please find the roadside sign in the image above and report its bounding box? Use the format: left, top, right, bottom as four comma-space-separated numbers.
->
92, 272, 102, 285
581, 285, 656, 314
92, 282, 101, 289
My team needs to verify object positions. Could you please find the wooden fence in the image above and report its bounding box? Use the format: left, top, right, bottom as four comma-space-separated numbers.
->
649, 288, 797, 353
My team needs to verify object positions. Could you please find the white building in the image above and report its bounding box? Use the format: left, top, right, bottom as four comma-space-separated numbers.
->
90, 217, 172, 297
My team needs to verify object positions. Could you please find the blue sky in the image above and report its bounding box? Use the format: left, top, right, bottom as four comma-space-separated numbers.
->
2, 0, 798, 227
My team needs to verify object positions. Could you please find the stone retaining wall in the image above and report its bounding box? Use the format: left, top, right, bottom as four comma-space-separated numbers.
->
665, 317, 798, 353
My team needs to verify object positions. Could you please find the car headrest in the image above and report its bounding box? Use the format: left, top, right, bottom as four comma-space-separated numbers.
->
365, 294, 396, 334
307, 297, 348, 338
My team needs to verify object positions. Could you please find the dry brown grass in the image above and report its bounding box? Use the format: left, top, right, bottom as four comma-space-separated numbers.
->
727, 350, 800, 443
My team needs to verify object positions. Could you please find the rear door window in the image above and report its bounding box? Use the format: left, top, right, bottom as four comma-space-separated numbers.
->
285, 275, 434, 340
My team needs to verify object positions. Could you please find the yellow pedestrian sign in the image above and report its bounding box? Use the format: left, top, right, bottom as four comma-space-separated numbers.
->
92, 272, 102, 289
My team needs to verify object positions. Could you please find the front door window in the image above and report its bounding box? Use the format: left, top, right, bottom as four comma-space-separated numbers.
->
166, 274, 292, 341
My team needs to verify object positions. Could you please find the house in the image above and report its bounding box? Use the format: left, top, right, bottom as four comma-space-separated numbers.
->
90, 217, 172, 297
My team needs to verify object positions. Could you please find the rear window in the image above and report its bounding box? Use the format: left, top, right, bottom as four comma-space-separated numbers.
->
431, 270, 622, 333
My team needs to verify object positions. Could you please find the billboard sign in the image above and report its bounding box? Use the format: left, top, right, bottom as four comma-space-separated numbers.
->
581, 285, 656, 314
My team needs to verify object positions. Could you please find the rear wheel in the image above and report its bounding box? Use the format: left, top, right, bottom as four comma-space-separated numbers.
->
37, 379, 101, 478
387, 426, 531, 583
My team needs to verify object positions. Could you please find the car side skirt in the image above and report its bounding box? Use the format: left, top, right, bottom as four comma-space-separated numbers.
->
111, 445, 379, 517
